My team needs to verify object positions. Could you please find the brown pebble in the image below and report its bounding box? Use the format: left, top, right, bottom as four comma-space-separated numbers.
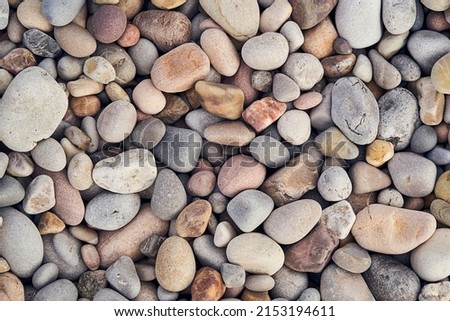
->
333, 37, 353, 54
301, 17, 337, 59
69, 95, 101, 117
187, 170, 216, 197
0, 272, 24, 301
241, 289, 271, 301
81, 244, 101, 271
117, 23, 140, 47
38, 211, 66, 235
366, 80, 386, 100
175, 200, 212, 238
321, 54, 356, 78
223, 60, 259, 106
242, 97, 287, 132
426, 11, 450, 32
192, 159, 214, 174
435, 122, 449, 143
153, 93, 190, 124
0, 48, 36, 75
91, 5, 127, 44
139, 234, 166, 258
293, 92, 323, 110
191, 267, 226, 301
403, 197, 425, 211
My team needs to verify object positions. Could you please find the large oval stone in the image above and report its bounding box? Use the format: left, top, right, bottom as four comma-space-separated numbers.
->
352, 204, 437, 255
0, 67, 67, 152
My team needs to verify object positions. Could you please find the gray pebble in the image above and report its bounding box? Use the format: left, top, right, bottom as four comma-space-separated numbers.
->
151, 169, 187, 221
251, 70, 273, 92
23, 29, 61, 58
0, 175, 25, 207
273, 73, 300, 102
135, 263, 156, 281
245, 275, 275, 292
270, 265, 308, 300
106, 256, 141, 299
427, 146, 450, 165
332, 243, 372, 274
208, 192, 228, 214
53, 231, 82, 267
419, 281, 450, 301
282, 53, 324, 90
220, 263, 246, 288
249, 135, 290, 168
390, 54, 421, 82
128, 38, 159, 76
280, 21, 304, 53
6, 152, 34, 177
38, 58, 58, 79
140, 234, 166, 258
298, 288, 321, 301
185, 108, 223, 138
193, 235, 227, 270
377, 188, 405, 207
42, 0, 85, 27
31, 138, 67, 172
0, 0, 9, 30
131, 117, 166, 150
93, 288, 129, 301
382, 0, 416, 35
80, 116, 99, 154
85, 192, 141, 231
32, 262, 59, 290
157, 286, 179, 301
34, 279, 78, 301
317, 166, 352, 202
310, 83, 334, 131
363, 254, 421, 300
411, 0, 424, 31
369, 49, 402, 90
0, 69, 13, 96
57, 55, 85, 81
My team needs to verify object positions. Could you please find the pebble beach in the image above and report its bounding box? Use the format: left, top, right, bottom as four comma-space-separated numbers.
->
1, 0, 450, 302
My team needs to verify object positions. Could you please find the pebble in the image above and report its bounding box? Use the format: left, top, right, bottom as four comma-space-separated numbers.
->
128, 38, 159, 76
0, 272, 24, 301
155, 236, 196, 292
67, 153, 94, 191
391, 54, 421, 81
93, 288, 128, 301
200, 28, 240, 77
0, 207, 44, 278
388, 152, 437, 197
261, 148, 322, 206
377, 188, 405, 207
290, 0, 337, 30
6, 152, 34, 177
317, 166, 352, 202
41, 0, 85, 27
132, 79, 166, 115
322, 54, 356, 78
314, 126, 359, 160
382, 0, 416, 35
415, 77, 445, 126
321, 264, 375, 301
320, 200, 356, 240
419, 281, 450, 301
284, 224, 339, 273
0, 175, 25, 207
364, 254, 421, 301
282, 53, 324, 90
353, 54, 373, 83
431, 52, 450, 94
69, 96, 101, 118
377, 31, 409, 59
199, 0, 259, 41
81, 244, 101, 271
272, 73, 300, 102
333, 37, 352, 55
154, 93, 190, 124
421, 0, 450, 11
298, 288, 321, 301
96, 100, 136, 143
83, 56, 116, 84
241, 32, 289, 71
85, 192, 141, 231
22, 175, 55, 215
151, 169, 187, 221
369, 49, 402, 90
270, 265, 308, 300
95, 43, 136, 86
0, 69, 13, 96
349, 161, 392, 194
38, 212, 66, 236
152, 0, 186, 9
133, 10, 191, 53
294, 92, 323, 110
131, 117, 166, 150
331, 77, 379, 145
96, 204, 169, 268
245, 275, 275, 292
248, 135, 290, 168
91, 5, 127, 44
335, 0, 382, 49
220, 263, 246, 288
193, 235, 228, 270
0, 152, 7, 178
93, 149, 157, 194
77, 270, 107, 300
34, 279, 78, 301
157, 286, 178, 301
332, 243, 371, 274
243, 97, 287, 132
153, 126, 202, 173
226, 232, 284, 275
175, 199, 212, 237
117, 23, 140, 47
277, 110, 311, 145
31, 137, 67, 172
32, 262, 59, 290
0, 48, 36, 75
302, 17, 338, 60
427, 146, 450, 165
251, 71, 272, 92
407, 30, 450, 74
0, 67, 68, 152
352, 204, 437, 255
195, 81, 244, 120
69, 225, 98, 245
217, 155, 266, 197
263, 199, 321, 245
280, 21, 304, 53
54, 23, 97, 58
214, 222, 237, 248
187, 171, 216, 197
431, 199, 450, 227
106, 256, 140, 299
0, 0, 8, 30
191, 267, 226, 301
22, 29, 61, 58
227, 189, 274, 233
65, 126, 91, 151
16, 0, 53, 32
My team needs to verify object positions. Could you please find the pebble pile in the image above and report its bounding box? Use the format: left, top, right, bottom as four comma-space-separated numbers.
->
1, 0, 450, 302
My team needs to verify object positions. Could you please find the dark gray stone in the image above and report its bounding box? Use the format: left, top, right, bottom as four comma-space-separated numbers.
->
410, 125, 438, 154
106, 256, 141, 299
78, 270, 108, 300
391, 54, 421, 82
23, 29, 61, 58
192, 235, 227, 270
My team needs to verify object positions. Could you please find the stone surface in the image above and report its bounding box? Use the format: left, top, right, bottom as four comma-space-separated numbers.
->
220, 263, 245, 288
191, 267, 226, 301
430, 199, 450, 227
0, 0, 9, 30
34, 279, 78, 301
38, 212, 66, 236
42, 0, 85, 27
419, 281, 450, 301
289, 0, 337, 30
96, 100, 137, 143
193, 235, 228, 271
0, 272, 24, 301
131, 117, 166, 150
259, 0, 292, 33
363, 254, 421, 301
22, 29, 61, 58
83, 56, 116, 85
369, 49, 402, 90
314, 126, 359, 160
270, 265, 308, 300
277, 110, 311, 145
22, 175, 56, 215
431, 52, 450, 94
67, 152, 94, 191
321, 200, 356, 240
322, 54, 356, 78
155, 236, 196, 292
282, 53, 324, 90
352, 204, 437, 255
32, 263, 59, 290
280, 20, 304, 53
77, 270, 107, 300
242, 97, 287, 132
273, 73, 300, 102
95, 43, 136, 85
382, 0, 416, 35
54, 23, 97, 58
106, 256, 140, 299
187, 170, 216, 197
391, 54, 421, 81
414, 77, 445, 126
226, 233, 284, 275
349, 161, 392, 194
302, 17, 337, 59
377, 188, 404, 207
93, 288, 128, 301
249, 135, 290, 168
214, 221, 236, 248
31, 138, 67, 172
0, 175, 25, 207
317, 166, 352, 202
332, 243, 371, 274
175, 200, 212, 237
91, 5, 127, 44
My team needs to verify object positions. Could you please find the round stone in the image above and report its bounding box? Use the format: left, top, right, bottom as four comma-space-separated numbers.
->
277, 110, 311, 145
280, 21, 304, 53
0, 175, 25, 207
191, 267, 226, 301
187, 170, 216, 197
349, 161, 392, 194
129, 38, 159, 76
249, 135, 290, 168
332, 243, 371, 274
54, 23, 97, 58
314, 126, 359, 160
42, 0, 85, 27
175, 200, 212, 238
270, 265, 308, 300
377, 188, 404, 208
67, 152, 94, 191
282, 53, 324, 90
131, 117, 166, 150
91, 5, 127, 44
106, 256, 140, 299
132, 79, 166, 115
83, 56, 116, 84
391, 54, 422, 82
31, 138, 66, 172
365, 139, 395, 167
31, 262, 59, 290
272, 73, 300, 102
317, 166, 352, 202
97, 100, 137, 143
22, 175, 56, 215
382, 0, 416, 35
431, 52, 450, 94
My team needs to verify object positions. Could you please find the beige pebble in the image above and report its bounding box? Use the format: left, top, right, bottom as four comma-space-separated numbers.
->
38, 211, 66, 235
60, 138, 83, 163
105, 81, 130, 102
54, 23, 97, 58
132, 79, 166, 115
65, 126, 92, 151
187, 170, 216, 197
67, 152, 94, 191
22, 175, 56, 215
81, 244, 101, 271
259, 0, 292, 33
67, 77, 104, 97
204, 121, 255, 147
0, 257, 10, 273
17, 0, 53, 32
6, 152, 34, 177
69, 224, 98, 245
83, 56, 116, 84
365, 139, 395, 167
302, 17, 337, 59
151, 0, 187, 10
294, 92, 323, 110
0, 272, 24, 301
96, 100, 137, 143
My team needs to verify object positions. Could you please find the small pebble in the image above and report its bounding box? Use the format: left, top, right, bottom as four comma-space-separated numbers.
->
332, 243, 371, 274
317, 166, 352, 202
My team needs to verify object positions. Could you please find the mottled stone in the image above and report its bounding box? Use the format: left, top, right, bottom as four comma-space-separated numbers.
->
314, 126, 359, 160
321, 200, 356, 240
94, 43, 136, 85
430, 199, 450, 227
23, 29, 61, 58
191, 267, 226, 301
77, 270, 107, 300
242, 97, 287, 132
220, 263, 245, 288
322, 54, 356, 78
22, 175, 55, 215
282, 53, 324, 90
302, 17, 338, 59
289, 0, 337, 29
317, 166, 352, 202
38, 212, 66, 235
419, 281, 450, 301
0, 272, 24, 301
175, 200, 212, 237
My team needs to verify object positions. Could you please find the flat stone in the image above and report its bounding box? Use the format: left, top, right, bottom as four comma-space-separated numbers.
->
249, 135, 290, 168
151, 43, 209, 93
321, 200, 356, 240
282, 53, 324, 90
0, 175, 25, 207
331, 77, 379, 145
332, 243, 371, 273
151, 169, 187, 221
264, 199, 321, 245
22, 175, 56, 215
93, 149, 157, 194
419, 281, 450, 301
217, 155, 266, 198
128, 38, 158, 76
175, 200, 212, 238
155, 236, 196, 292
226, 233, 284, 275
195, 81, 244, 120
270, 265, 308, 300
34, 279, 78, 301
317, 166, 352, 202
199, 0, 260, 41
349, 161, 392, 194
242, 97, 287, 133
153, 126, 203, 173
227, 190, 274, 233
314, 126, 359, 160
414, 77, 445, 125
261, 148, 322, 207
0, 207, 44, 278
0, 67, 67, 152
31, 262, 59, 291
352, 204, 437, 255
31, 138, 67, 172
193, 235, 227, 271
5, 152, 34, 177
241, 32, 289, 71
289, 0, 337, 29
83, 56, 116, 85
321, 264, 375, 301
251, 70, 273, 92
42, 0, 85, 27
22, 29, 61, 58
363, 254, 421, 301
220, 263, 246, 288
191, 267, 226, 301
431, 52, 450, 94
54, 23, 97, 58
67, 152, 94, 191
377, 31, 410, 60
294, 91, 323, 110
285, 224, 339, 273
388, 152, 436, 197
430, 199, 450, 227
106, 256, 140, 299
53, 231, 82, 267
333, 37, 353, 55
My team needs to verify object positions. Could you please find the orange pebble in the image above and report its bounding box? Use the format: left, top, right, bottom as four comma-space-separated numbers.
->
117, 23, 140, 47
